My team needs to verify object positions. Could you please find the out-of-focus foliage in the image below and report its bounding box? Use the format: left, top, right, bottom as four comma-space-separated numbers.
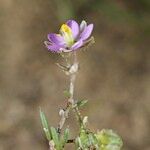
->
95, 129, 123, 150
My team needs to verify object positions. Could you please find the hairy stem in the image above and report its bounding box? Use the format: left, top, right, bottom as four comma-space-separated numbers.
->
57, 104, 70, 134
69, 52, 84, 127
57, 52, 84, 134
68, 52, 78, 103
57, 52, 78, 133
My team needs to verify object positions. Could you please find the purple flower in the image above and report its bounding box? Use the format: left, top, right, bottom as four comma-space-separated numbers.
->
44, 20, 94, 53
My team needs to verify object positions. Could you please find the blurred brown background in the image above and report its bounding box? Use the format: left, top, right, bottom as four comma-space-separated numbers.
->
0, 0, 150, 150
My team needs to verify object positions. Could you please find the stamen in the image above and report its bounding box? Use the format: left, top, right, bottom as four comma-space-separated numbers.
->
60, 24, 74, 47
60, 24, 71, 34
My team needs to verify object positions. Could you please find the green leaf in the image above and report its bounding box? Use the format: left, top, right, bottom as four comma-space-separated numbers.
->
64, 128, 69, 144
60, 128, 70, 148
63, 90, 71, 98
76, 137, 83, 149
77, 129, 90, 149
79, 129, 88, 146
76, 131, 100, 150
88, 133, 95, 145
88, 133, 99, 149
95, 129, 123, 150
76, 100, 88, 108
39, 109, 51, 141
50, 127, 60, 150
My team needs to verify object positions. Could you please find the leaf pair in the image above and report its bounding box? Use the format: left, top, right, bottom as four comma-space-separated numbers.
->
40, 109, 70, 150
75, 129, 123, 150
75, 129, 98, 149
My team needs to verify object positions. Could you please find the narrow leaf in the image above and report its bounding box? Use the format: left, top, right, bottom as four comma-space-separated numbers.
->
60, 128, 70, 148
39, 109, 51, 140
63, 90, 71, 98
50, 127, 60, 150
76, 100, 88, 108
64, 128, 69, 143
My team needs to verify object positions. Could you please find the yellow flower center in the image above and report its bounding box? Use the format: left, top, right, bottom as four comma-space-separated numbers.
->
60, 24, 74, 47
61, 24, 72, 34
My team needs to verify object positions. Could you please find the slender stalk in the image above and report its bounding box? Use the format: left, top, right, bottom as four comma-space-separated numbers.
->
69, 52, 84, 127
57, 52, 78, 133
68, 52, 78, 103
57, 52, 84, 134
73, 106, 83, 127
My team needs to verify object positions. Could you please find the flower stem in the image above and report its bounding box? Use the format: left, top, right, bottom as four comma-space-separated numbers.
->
57, 52, 77, 134
68, 52, 78, 104
57, 52, 84, 134
69, 52, 84, 128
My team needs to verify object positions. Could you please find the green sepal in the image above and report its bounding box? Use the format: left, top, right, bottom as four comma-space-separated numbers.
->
39, 109, 51, 141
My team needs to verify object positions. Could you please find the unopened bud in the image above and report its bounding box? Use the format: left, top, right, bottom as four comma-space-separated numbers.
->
59, 109, 65, 117
69, 63, 78, 74
83, 116, 88, 126
43, 127, 48, 132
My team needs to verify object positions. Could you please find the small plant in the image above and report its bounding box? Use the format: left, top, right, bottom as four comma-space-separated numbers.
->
40, 19, 123, 150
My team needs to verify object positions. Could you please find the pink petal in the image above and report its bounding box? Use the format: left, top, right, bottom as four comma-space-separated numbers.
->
66, 20, 79, 39
71, 39, 83, 50
44, 41, 62, 53
47, 33, 65, 47
80, 24, 93, 41
80, 20, 87, 32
